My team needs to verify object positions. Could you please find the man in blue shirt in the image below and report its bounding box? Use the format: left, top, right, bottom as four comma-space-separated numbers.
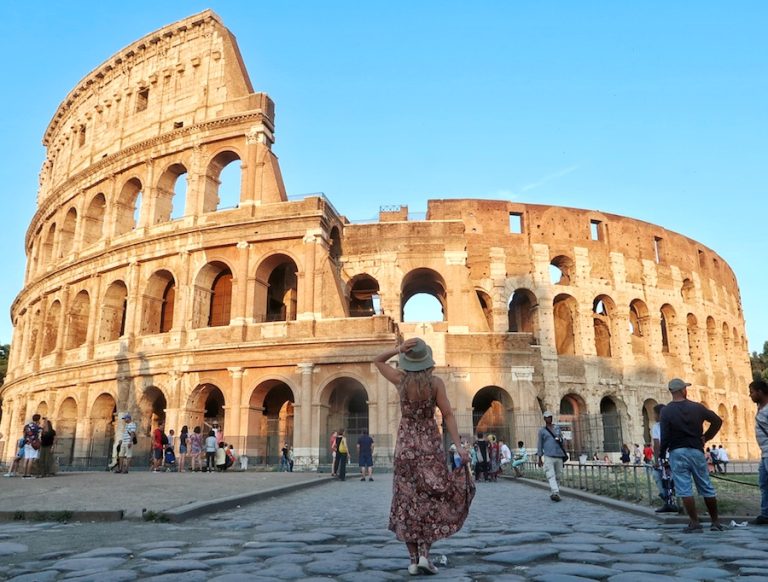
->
357, 429, 375, 482
537, 411, 566, 502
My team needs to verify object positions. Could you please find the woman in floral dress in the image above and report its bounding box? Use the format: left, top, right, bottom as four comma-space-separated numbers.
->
374, 338, 475, 576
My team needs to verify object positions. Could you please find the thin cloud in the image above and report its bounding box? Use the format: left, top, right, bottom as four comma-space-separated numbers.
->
520, 164, 580, 193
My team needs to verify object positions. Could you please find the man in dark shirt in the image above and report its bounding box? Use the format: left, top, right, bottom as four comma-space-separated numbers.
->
474, 432, 489, 482
357, 429, 375, 481
660, 378, 724, 533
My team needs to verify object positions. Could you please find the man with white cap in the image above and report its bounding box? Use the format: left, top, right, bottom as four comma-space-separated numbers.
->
537, 411, 567, 501
118, 413, 137, 474
659, 378, 724, 532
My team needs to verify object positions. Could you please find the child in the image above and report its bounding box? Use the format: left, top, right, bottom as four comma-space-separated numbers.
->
164, 445, 177, 472
225, 444, 236, 470
3, 438, 25, 477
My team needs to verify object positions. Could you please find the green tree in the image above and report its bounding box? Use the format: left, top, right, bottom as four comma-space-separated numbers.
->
751, 340, 768, 381
0, 344, 8, 387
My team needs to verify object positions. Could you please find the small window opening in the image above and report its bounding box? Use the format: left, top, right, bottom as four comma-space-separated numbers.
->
653, 236, 663, 264
509, 212, 523, 234
173, 121, 184, 129
698, 250, 705, 268
590, 220, 602, 241
78, 125, 86, 147
136, 88, 149, 113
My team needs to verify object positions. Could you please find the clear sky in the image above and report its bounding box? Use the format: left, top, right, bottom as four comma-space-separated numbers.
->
1, 2, 766, 352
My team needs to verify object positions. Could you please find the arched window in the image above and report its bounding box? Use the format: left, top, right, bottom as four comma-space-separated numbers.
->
160, 281, 176, 333
660, 304, 677, 354
592, 295, 615, 358
553, 294, 578, 355
115, 178, 143, 235
83, 194, 106, 246
476, 290, 493, 331
65, 290, 90, 349
42, 300, 62, 355
99, 281, 128, 342
141, 271, 176, 335
629, 299, 649, 356
550, 255, 574, 285
203, 151, 241, 212
156, 163, 188, 222
348, 275, 380, 317
401, 268, 447, 322
209, 270, 233, 327
59, 208, 77, 257
41, 223, 56, 268
508, 288, 537, 335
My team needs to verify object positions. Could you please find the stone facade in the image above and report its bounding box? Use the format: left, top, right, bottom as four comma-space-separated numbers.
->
0, 10, 754, 468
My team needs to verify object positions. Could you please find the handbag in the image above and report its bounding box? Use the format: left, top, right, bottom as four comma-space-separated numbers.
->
546, 426, 569, 462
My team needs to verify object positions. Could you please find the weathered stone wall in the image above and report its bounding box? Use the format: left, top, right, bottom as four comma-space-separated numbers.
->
0, 10, 754, 467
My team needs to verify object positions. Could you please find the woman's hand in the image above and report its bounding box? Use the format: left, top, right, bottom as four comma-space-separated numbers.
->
457, 445, 470, 466
399, 338, 419, 353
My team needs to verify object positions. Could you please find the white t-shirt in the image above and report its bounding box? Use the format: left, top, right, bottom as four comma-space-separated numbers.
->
718, 447, 729, 462
500, 443, 512, 463
122, 422, 137, 445
651, 422, 661, 441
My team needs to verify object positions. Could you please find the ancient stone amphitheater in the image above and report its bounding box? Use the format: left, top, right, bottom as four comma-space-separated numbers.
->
0, 11, 754, 468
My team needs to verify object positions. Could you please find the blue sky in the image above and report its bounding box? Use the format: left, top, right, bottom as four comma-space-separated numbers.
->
1, 2, 766, 352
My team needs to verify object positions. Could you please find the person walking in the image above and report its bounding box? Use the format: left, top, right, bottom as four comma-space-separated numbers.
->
336, 430, 350, 481
118, 414, 137, 474
749, 378, 768, 525
280, 442, 290, 472
329, 431, 338, 476
178, 425, 189, 472
21, 414, 42, 479
717, 444, 729, 473
357, 429, 375, 481
38, 419, 56, 478
537, 411, 567, 502
374, 338, 474, 576
473, 432, 489, 482
151, 422, 165, 472
660, 378, 725, 532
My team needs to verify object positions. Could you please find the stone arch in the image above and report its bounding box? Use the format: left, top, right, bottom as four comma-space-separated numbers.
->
681, 278, 695, 303
508, 288, 538, 336
55, 396, 78, 467
476, 288, 493, 331
41, 222, 56, 268
592, 295, 616, 358
550, 255, 574, 285
192, 261, 234, 328
659, 304, 677, 355
98, 280, 128, 342
82, 193, 106, 246
155, 162, 188, 222
203, 150, 242, 212
401, 268, 447, 322
329, 226, 342, 263
559, 393, 588, 454
731, 404, 740, 452
321, 377, 370, 458
599, 396, 622, 452
89, 393, 117, 465
36, 401, 49, 417
247, 379, 295, 464
59, 207, 77, 257
641, 398, 658, 445
347, 274, 380, 317
717, 403, 728, 429
138, 386, 168, 437
629, 299, 649, 356
254, 253, 299, 322
114, 177, 143, 235
27, 307, 42, 359
185, 382, 227, 440
42, 300, 62, 355
553, 293, 578, 355
65, 290, 90, 349
141, 270, 176, 335
472, 386, 514, 442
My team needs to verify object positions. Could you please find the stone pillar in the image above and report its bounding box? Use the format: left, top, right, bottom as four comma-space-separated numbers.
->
231, 242, 250, 325
85, 275, 101, 359
54, 286, 70, 364
450, 371, 474, 440
71, 384, 91, 462
225, 367, 245, 451
294, 363, 315, 468
298, 230, 320, 320
123, 259, 141, 340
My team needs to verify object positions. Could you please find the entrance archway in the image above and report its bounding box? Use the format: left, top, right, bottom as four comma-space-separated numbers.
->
247, 380, 295, 464
641, 398, 658, 445
322, 378, 370, 459
472, 386, 514, 443
559, 393, 587, 456
600, 396, 622, 452
186, 383, 226, 439
138, 386, 167, 440
89, 394, 117, 468
56, 397, 78, 468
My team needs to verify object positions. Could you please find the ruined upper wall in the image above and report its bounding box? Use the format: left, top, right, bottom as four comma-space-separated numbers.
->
38, 10, 266, 202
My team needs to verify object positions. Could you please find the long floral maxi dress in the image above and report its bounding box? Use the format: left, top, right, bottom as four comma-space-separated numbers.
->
388, 377, 475, 544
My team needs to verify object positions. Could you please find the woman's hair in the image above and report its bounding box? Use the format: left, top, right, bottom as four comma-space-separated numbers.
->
193, 426, 201, 434
181, 425, 188, 434
400, 369, 434, 399
209, 430, 216, 437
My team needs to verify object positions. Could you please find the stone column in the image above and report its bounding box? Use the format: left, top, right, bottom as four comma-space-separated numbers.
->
54, 286, 70, 364
85, 275, 101, 359
226, 367, 245, 451
294, 363, 315, 468
123, 259, 141, 340
231, 242, 250, 325
298, 230, 320, 320
71, 384, 91, 462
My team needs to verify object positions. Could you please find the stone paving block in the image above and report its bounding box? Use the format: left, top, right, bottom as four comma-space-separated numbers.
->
6, 572, 59, 582
50, 557, 126, 571
140, 548, 184, 559
134, 540, 189, 550
208, 576, 274, 582
338, 571, 403, 581
608, 574, 680, 582
550, 543, 602, 552
65, 570, 138, 582
72, 547, 134, 558
141, 559, 211, 574
142, 571, 209, 582
611, 562, 671, 573
251, 563, 308, 579
483, 546, 560, 564
527, 562, 619, 578
204, 555, 257, 566
558, 550, 616, 564
304, 559, 359, 575
0, 543, 28, 556
675, 566, 735, 579
359, 558, 406, 571
531, 575, 598, 582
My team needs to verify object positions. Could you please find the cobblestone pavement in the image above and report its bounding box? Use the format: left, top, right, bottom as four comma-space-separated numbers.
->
1, 475, 768, 581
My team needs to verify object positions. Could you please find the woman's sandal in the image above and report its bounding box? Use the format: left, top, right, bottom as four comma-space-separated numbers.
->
418, 556, 439, 575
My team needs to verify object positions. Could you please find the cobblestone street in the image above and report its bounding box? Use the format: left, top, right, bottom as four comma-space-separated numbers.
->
1, 475, 768, 581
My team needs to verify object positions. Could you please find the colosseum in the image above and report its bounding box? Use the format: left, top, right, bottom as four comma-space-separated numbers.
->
0, 10, 756, 469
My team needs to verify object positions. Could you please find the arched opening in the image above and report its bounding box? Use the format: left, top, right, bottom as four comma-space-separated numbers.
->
27, 308, 42, 359
550, 255, 574, 285
59, 207, 77, 257
140, 270, 176, 335
203, 151, 241, 212
42, 300, 62, 355
629, 299, 649, 356
329, 226, 342, 263
65, 290, 90, 349
247, 381, 295, 464
56, 397, 78, 468
98, 281, 128, 342
254, 254, 300, 323
36, 401, 49, 417
559, 393, 587, 456
192, 262, 233, 328
508, 288, 537, 336
348, 274, 380, 317
553, 293, 578, 355
599, 396, 622, 452
156, 163, 188, 222
641, 398, 658, 445
401, 268, 447, 322
41, 223, 56, 267
138, 386, 168, 438
82, 193, 106, 246
592, 295, 615, 358
323, 378, 370, 461
115, 178, 143, 235
660, 304, 676, 355
184, 383, 226, 443
681, 278, 695, 303
89, 394, 117, 467
476, 289, 493, 331
472, 386, 514, 442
